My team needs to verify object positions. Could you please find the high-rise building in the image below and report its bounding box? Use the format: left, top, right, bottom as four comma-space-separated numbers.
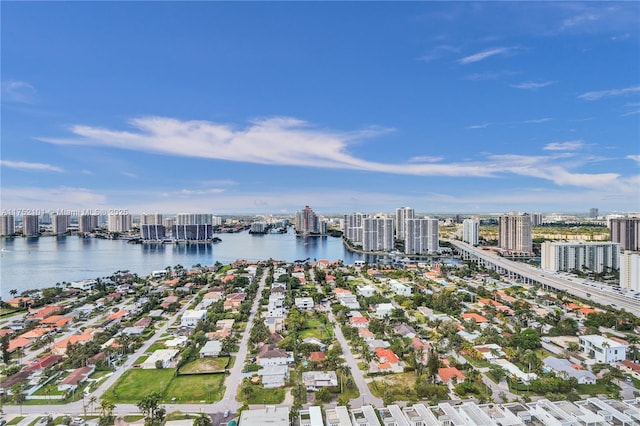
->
462, 218, 479, 246
362, 217, 394, 252
541, 241, 620, 273
620, 251, 640, 291
172, 224, 214, 240
141, 224, 166, 240
22, 214, 40, 236
108, 213, 132, 233
609, 218, 640, 251
140, 213, 163, 225
78, 214, 99, 233
395, 207, 414, 241
405, 218, 439, 254
0, 214, 15, 236
52, 214, 70, 235
498, 212, 532, 253
343, 213, 367, 244
530, 213, 544, 226
295, 205, 321, 234
589, 208, 599, 219
176, 213, 217, 226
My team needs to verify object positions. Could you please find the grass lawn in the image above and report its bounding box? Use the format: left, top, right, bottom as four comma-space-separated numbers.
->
7, 418, 25, 426
123, 415, 145, 422
242, 385, 286, 405
147, 342, 167, 352
576, 381, 620, 396
463, 355, 491, 368
368, 373, 418, 401
180, 357, 230, 374
134, 356, 149, 364
102, 368, 176, 403
164, 374, 226, 403
33, 384, 65, 396
89, 370, 112, 380
165, 412, 199, 421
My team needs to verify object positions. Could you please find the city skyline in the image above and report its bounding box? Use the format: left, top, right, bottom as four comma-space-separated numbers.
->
2, 2, 639, 214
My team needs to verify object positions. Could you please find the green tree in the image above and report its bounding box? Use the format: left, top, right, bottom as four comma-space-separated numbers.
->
137, 391, 166, 426
193, 413, 212, 426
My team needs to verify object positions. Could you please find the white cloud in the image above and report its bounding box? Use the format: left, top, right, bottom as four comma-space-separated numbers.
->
543, 140, 585, 151
524, 117, 553, 124
1, 80, 36, 103
39, 116, 630, 190
626, 155, 640, 163
408, 156, 444, 163
0, 160, 64, 172
510, 81, 553, 90
458, 47, 512, 64
578, 85, 640, 101
0, 186, 108, 210
466, 123, 492, 129
121, 172, 138, 178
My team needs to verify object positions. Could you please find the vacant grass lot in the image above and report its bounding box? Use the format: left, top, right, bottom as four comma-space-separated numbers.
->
103, 368, 176, 402
369, 373, 418, 400
164, 374, 225, 403
180, 357, 230, 374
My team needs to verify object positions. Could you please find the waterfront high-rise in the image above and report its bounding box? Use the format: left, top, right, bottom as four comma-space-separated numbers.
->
343, 213, 367, 244
362, 216, 394, 251
22, 214, 40, 236
589, 208, 599, 219
620, 251, 640, 291
405, 218, 439, 254
141, 224, 166, 240
172, 224, 214, 240
498, 212, 532, 253
140, 213, 163, 225
541, 241, 620, 273
0, 214, 15, 236
295, 205, 321, 234
609, 218, 640, 251
108, 212, 132, 233
78, 214, 99, 233
52, 214, 70, 235
462, 218, 479, 246
530, 213, 544, 226
395, 207, 414, 241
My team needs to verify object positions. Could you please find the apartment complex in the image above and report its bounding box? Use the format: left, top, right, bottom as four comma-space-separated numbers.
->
620, 251, 640, 291
363, 217, 394, 251
394, 206, 414, 241
295, 205, 325, 235
541, 241, 620, 273
140, 213, 163, 225
0, 214, 15, 236
343, 212, 367, 244
22, 214, 40, 236
462, 218, 479, 246
405, 218, 439, 254
78, 214, 99, 233
498, 212, 532, 253
141, 224, 166, 240
176, 213, 220, 226
107, 213, 132, 233
610, 217, 640, 251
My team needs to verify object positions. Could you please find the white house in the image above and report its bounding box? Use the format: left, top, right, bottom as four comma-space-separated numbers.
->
302, 371, 338, 391
579, 335, 627, 364
543, 357, 597, 384
257, 365, 289, 389
295, 297, 315, 311
199, 340, 222, 358
357, 284, 377, 298
181, 309, 207, 327
257, 344, 294, 367
375, 303, 394, 318
141, 349, 179, 369
389, 280, 412, 296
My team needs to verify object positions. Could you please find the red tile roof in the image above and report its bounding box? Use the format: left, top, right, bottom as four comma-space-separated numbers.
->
438, 367, 465, 383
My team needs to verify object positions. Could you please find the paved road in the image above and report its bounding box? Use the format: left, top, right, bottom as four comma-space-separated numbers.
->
326, 308, 383, 408
448, 240, 640, 317
209, 271, 268, 414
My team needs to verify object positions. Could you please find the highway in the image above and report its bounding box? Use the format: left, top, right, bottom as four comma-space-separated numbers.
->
447, 240, 640, 318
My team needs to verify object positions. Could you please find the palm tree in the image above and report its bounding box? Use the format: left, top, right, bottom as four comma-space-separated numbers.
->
89, 396, 98, 415
9, 289, 18, 297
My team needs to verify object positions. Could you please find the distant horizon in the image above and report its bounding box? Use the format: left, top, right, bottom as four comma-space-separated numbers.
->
2, 2, 638, 213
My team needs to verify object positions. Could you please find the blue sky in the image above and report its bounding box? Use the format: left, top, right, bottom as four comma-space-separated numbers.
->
2, 2, 639, 215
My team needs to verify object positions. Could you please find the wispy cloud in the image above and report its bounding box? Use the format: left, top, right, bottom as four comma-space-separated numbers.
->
417, 44, 460, 62
458, 47, 512, 64
524, 117, 553, 124
463, 70, 519, 81
39, 116, 627, 190
121, 172, 138, 178
510, 81, 553, 90
578, 85, 640, 101
466, 123, 493, 129
408, 156, 444, 163
626, 155, 640, 163
543, 140, 585, 151
1, 80, 37, 103
0, 160, 64, 172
